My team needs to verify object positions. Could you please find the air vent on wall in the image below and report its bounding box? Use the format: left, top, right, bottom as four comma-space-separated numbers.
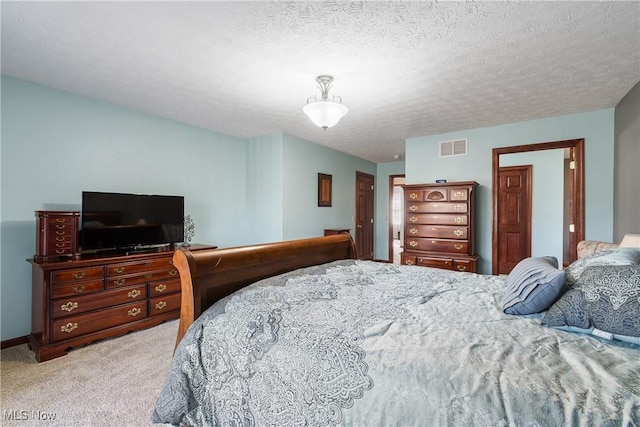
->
439, 138, 468, 157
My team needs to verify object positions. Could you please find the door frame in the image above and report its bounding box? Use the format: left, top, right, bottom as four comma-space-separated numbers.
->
492, 138, 585, 275
388, 174, 405, 262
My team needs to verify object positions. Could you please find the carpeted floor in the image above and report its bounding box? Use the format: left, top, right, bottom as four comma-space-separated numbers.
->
1, 320, 178, 426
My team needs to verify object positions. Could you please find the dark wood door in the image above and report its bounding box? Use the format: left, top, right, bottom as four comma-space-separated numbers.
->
356, 172, 375, 260
497, 165, 532, 274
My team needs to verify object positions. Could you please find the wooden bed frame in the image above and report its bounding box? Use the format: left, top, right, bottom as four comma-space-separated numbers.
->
171, 233, 357, 347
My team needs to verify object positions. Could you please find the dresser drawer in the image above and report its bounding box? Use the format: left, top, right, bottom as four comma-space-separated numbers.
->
149, 278, 181, 296
406, 202, 468, 214
401, 253, 416, 266
416, 257, 454, 270
406, 213, 468, 226
107, 258, 175, 277
51, 267, 104, 285
52, 284, 147, 318
406, 225, 468, 240
51, 301, 147, 342
449, 188, 469, 201
51, 279, 104, 299
105, 269, 173, 289
405, 238, 469, 254
453, 259, 476, 273
148, 293, 181, 316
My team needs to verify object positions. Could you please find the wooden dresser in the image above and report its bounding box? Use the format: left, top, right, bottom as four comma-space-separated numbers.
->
401, 181, 479, 273
27, 244, 213, 362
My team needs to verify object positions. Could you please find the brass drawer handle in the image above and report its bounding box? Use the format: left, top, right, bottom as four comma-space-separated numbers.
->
56, 218, 66, 223
454, 217, 465, 224
114, 266, 126, 273
431, 203, 439, 208
409, 228, 418, 235
431, 215, 439, 220
61, 301, 78, 312
56, 236, 65, 242
155, 301, 167, 310
454, 204, 465, 212
72, 285, 85, 294
453, 229, 464, 237
169, 270, 178, 277
457, 265, 467, 272
155, 283, 167, 293
114, 278, 126, 286
56, 231, 65, 235
431, 240, 438, 244
60, 322, 78, 333
409, 241, 418, 247
405, 260, 414, 265
409, 193, 418, 200
128, 290, 141, 298
409, 205, 418, 212
56, 224, 66, 229
169, 260, 174, 266
431, 227, 437, 231
409, 216, 418, 223
453, 191, 465, 199
56, 243, 65, 248
56, 249, 66, 254
72, 271, 85, 280
128, 307, 142, 317
454, 244, 464, 250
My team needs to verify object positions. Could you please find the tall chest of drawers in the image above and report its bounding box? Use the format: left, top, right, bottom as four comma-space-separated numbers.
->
401, 181, 479, 273
27, 247, 211, 362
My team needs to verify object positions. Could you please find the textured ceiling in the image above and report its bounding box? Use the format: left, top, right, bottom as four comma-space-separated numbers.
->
2, 1, 639, 163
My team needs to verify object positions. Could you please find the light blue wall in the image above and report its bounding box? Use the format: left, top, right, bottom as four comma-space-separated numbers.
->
500, 149, 565, 263
0, 76, 252, 341
246, 134, 284, 244
406, 109, 615, 274
281, 134, 376, 240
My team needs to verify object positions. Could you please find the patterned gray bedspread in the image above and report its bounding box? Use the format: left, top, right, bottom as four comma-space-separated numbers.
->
153, 260, 640, 426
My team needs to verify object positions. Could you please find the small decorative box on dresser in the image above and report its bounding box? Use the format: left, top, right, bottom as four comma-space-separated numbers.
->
35, 211, 80, 262
27, 244, 214, 362
401, 181, 479, 273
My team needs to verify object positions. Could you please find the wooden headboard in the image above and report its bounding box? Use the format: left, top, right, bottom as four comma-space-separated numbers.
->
171, 233, 357, 347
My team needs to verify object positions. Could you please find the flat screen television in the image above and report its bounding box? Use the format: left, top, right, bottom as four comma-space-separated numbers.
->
81, 191, 184, 252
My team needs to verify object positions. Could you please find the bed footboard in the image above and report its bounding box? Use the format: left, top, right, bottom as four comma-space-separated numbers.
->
172, 233, 357, 348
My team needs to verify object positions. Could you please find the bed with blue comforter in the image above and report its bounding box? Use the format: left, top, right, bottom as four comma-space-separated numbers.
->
153, 257, 639, 426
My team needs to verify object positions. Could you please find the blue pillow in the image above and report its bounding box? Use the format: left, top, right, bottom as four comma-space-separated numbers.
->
542, 264, 640, 344
503, 256, 566, 315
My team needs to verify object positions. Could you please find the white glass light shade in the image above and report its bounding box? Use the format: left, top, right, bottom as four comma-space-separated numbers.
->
303, 101, 348, 129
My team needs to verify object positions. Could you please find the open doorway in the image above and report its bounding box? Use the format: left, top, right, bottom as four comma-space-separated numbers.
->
389, 175, 406, 263
492, 139, 584, 274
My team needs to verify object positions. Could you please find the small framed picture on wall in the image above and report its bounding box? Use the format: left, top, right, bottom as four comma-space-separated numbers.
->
318, 173, 332, 207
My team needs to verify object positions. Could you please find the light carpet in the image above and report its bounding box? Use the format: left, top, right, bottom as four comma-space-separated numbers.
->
1, 320, 178, 426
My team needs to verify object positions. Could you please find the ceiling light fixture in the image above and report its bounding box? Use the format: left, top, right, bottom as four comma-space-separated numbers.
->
303, 75, 348, 130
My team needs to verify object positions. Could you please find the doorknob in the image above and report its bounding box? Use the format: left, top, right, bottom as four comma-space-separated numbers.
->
357, 224, 362, 228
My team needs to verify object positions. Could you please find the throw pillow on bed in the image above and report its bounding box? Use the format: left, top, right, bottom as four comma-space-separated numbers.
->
564, 248, 640, 289
503, 256, 566, 315
542, 264, 640, 344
